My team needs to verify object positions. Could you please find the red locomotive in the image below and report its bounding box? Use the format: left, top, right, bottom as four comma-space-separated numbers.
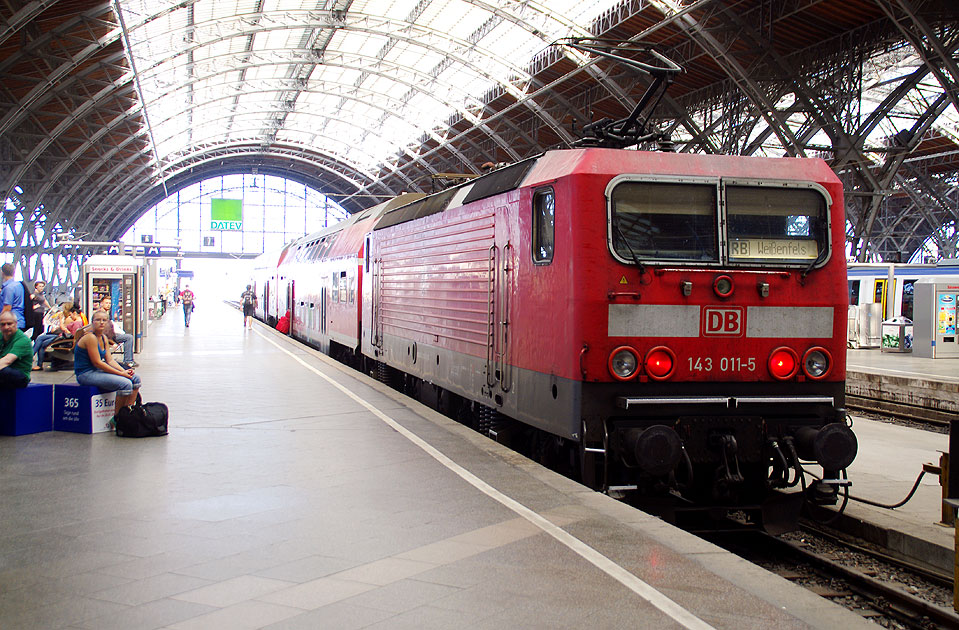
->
253, 146, 857, 529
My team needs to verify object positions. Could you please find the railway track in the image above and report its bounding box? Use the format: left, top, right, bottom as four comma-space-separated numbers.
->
706, 527, 959, 629
846, 393, 953, 430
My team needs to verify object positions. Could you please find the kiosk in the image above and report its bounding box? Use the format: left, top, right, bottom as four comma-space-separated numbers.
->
82, 255, 146, 353
914, 276, 959, 359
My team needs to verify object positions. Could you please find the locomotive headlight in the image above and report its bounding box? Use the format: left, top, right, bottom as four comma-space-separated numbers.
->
644, 346, 675, 380
713, 275, 734, 298
802, 347, 831, 379
768, 347, 799, 380
609, 346, 639, 380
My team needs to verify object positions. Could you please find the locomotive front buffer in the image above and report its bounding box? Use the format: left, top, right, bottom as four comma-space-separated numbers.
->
606, 394, 858, 522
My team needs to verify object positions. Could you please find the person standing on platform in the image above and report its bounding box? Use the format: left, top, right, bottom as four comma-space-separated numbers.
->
240, 285, 256, 329
180, 285, 195, 327
98, 295, 137, 368
0, 311, 32, 389
0, 263, 25, 330
29, 280, 50, 341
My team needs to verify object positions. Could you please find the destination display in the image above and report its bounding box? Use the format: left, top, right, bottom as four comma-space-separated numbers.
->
729, 238, 818, 260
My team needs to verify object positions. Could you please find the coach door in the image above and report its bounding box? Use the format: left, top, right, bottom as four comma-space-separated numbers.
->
486, 208, 513, 394
371, 255, 383, 349
287, 280, 295, 333
320, 286, 327, 335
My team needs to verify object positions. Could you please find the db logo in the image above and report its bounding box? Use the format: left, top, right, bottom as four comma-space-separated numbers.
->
703, 306, 744, 336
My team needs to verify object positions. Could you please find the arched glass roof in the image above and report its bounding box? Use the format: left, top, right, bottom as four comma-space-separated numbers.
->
2, 0, 957, 276
119, 0, 621, 174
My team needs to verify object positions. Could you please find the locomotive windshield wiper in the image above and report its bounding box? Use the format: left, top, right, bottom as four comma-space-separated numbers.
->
801, 245, 827, 280
614, 219, 646, 277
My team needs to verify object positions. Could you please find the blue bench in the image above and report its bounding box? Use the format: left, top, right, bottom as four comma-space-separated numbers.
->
0, 383, 53, 436
53, 384, 116, 434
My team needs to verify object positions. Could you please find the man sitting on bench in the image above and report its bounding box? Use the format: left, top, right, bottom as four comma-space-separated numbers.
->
90, 296, 136, 369
0, 311, 32, 389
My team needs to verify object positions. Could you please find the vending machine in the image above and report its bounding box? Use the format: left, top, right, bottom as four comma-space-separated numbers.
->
914, 277, 959, 358
82, 255, 145, 353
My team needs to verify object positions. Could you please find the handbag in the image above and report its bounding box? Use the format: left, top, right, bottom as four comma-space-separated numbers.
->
115, 394, 169, 438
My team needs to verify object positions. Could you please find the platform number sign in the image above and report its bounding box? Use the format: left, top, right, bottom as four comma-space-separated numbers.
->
211, 198, 243, 231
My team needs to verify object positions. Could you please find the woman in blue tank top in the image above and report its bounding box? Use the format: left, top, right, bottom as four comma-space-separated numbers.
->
75, 310, 141, 410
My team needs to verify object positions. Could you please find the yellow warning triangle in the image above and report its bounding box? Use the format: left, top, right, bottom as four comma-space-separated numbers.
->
619, 276, 628, 285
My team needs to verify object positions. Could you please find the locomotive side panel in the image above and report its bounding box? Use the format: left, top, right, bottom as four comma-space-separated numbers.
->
371, 202, 497, 397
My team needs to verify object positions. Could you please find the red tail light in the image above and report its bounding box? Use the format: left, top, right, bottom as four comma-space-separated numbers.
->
645, 346, 675, 380
768, 347, 799, 380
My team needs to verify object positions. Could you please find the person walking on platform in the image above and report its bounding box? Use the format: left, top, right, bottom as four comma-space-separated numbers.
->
240, 285, 256, 329
74, 310, 141, 409
0, 263, 25, 331
179, 285, 195, 327
0, 311, 32, 389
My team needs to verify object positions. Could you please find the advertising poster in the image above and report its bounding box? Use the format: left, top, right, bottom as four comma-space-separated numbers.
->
938, 293, 956, 335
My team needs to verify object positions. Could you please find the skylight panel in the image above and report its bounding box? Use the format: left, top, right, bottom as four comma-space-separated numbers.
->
379, 0, 420, 21
388, 45, 432, 73
345, 30, 390, 58
256, 27, 303, 52
245, 64, 285, 83
118, 0, 635, 173
439, 4, 492, 41
480, 21, 548, 68
274, 0, 315, 10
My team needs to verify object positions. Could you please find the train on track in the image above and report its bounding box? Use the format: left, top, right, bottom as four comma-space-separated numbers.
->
251, 146, 859, 530
848, 260, 959, 321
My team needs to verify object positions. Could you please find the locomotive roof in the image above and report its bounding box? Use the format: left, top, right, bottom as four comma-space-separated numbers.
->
374, 158, 538, 231
283, 193, 427, 264
371, 148, 843, 233
521, 149, 842, 189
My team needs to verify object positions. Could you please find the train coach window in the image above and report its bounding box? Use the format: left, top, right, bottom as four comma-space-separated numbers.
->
849, 280, 861, 306
332, 272, 338, 302
726, 185, 827, 265
532, 188, 554, 264
609, 181, 718, 263
902, 279, 917, 320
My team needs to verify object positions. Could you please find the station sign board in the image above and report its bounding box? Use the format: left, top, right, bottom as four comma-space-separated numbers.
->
86, 263, 140, 274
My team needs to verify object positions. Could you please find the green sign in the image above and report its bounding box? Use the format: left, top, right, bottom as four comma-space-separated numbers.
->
211, 198, 243, 230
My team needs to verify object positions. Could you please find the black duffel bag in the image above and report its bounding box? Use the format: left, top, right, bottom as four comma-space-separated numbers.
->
115, 394, 169, 438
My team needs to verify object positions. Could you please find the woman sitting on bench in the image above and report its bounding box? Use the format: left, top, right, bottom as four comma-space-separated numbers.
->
74, 310, 141, 409
32, 302, 82, 370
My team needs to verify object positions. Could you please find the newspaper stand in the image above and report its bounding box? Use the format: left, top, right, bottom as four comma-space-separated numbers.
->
81, 255, 145, 353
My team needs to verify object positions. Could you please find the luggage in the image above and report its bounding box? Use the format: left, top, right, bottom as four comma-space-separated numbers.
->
115, 394, 168, 438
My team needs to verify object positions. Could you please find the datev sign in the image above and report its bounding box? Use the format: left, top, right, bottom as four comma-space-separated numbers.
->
702, 306, 744, 336
211, 198, 242, 231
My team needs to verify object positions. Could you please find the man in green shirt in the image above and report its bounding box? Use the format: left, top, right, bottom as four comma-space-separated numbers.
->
0, 310, 31, 389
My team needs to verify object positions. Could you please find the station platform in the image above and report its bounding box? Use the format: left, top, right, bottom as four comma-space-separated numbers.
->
1, 300, 875, 630
839, 416, 951, 574
841, 348, 956, 575
846, 348, 959, 423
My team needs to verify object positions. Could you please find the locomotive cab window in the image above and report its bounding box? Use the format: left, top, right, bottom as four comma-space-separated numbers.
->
726, 184, 829, 266
608, 181, 718, 263
532, 188, 554, 264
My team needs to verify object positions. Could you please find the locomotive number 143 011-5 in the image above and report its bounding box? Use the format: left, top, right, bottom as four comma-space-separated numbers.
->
688, 356, 756, 372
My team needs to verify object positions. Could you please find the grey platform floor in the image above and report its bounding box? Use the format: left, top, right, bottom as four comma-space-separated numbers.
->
847, 347, 959, 384
4, 301, 877, 630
